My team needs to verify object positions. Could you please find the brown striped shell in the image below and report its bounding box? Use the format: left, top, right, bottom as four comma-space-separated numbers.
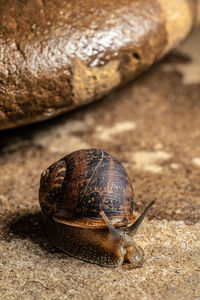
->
39, 149, 136, 228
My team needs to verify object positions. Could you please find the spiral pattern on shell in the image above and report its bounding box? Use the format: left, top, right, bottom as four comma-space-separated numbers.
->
39, 149, 135, 228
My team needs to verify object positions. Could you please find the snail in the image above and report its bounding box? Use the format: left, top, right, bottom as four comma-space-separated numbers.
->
39, 148, 154, 267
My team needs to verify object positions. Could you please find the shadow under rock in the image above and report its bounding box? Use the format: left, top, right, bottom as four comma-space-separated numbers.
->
161, 50, 191, 64
9, 211, 60, 254
0, 97, 101, 155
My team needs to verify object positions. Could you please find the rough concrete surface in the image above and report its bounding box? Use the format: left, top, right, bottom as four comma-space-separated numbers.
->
0, 27, 200, 299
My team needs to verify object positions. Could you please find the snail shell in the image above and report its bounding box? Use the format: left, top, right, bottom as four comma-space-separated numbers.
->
39, 149, 154, 267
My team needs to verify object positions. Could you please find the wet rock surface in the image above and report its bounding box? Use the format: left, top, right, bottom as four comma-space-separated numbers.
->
0, 0, 196, 129
0, 27, 200, 299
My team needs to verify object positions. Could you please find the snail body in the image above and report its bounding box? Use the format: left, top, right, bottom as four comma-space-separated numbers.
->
39, 148, 154, 267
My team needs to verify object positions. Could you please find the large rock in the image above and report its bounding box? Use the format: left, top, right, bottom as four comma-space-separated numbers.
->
0, 0, 197, 129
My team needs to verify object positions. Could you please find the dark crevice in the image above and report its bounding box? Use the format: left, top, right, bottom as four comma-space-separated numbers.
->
132, 52, 140, 60
15, 42, 26, 59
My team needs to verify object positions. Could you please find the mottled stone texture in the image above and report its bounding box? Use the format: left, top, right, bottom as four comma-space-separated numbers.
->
0, 0, 197, 129
0, 27, 200, 300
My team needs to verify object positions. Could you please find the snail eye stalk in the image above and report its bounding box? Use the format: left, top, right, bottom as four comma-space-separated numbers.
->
128, 200, 155, 236
100, 210, 121, 240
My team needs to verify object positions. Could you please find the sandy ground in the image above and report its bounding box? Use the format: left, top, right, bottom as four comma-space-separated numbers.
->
0, 27, 200, 300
